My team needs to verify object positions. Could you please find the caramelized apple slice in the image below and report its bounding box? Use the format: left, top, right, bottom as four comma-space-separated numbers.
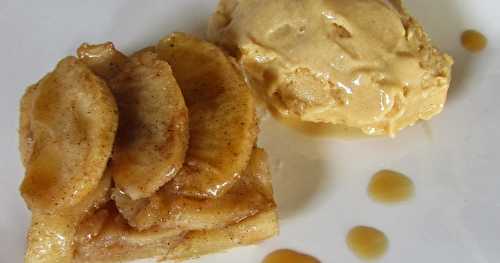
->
25, 175, 112, 263
156, 32, 257, 198
74, 204, 184, 263
113, 148, 275, 231
168, 209, 279, 260
78, 43, 189, 199
19, 56, 118, 211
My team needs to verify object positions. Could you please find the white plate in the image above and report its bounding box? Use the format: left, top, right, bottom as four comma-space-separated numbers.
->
1, 0, 499, 262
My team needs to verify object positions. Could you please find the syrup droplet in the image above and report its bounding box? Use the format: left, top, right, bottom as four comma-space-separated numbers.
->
263, 249, 320, 263
461, 30, 487, 52
368, 170, 414, 203
346, 226, 388, 260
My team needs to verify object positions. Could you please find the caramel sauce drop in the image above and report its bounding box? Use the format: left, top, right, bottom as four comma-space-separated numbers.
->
368, 170, 414, 203
263, 249, 320, 263
346, 226, 388, 261
461, 30, 487, 52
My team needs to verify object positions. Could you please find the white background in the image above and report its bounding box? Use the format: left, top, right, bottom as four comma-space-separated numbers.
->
0, 0, 499, 262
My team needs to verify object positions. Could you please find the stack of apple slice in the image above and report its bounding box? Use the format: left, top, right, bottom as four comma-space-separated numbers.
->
19, 33, 278, 263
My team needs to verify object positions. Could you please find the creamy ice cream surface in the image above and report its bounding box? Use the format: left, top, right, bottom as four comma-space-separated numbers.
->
208, 0, 453, 135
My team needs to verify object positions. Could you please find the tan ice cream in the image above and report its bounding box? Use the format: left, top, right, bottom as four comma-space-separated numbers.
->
208, 0, 453, 135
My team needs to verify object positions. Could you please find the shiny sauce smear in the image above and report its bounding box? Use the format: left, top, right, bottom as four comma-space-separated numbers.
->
263, 249, 320, 263
346, 226, 388, 260
368, 170, 414, 203
461, 30, 487, 52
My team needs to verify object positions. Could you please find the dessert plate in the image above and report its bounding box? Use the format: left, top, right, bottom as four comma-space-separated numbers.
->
0, 0, 499, 262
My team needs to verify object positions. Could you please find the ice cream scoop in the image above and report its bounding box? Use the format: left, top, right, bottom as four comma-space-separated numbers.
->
209, 0, 453, 136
